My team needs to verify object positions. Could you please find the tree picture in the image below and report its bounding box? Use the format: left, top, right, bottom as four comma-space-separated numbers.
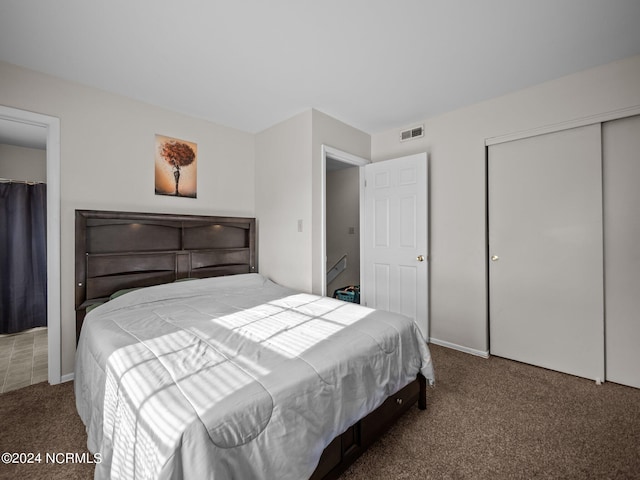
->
155, 135, 197, 198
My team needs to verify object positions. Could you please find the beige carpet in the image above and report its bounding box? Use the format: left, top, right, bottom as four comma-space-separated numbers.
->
341, 346, 640, 480
0, 377, 93, 480
1, 345, 639, 479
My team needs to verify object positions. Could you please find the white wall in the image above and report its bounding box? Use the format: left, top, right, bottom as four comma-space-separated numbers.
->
255, 110, 313, 291
0, 143, 46, 182
256, 109, 370, 293
371, 55, 640, 355
0, 61, 255, 377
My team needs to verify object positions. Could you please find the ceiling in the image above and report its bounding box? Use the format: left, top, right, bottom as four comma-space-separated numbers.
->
1, 0, 640, 141
0, 118, 46, 150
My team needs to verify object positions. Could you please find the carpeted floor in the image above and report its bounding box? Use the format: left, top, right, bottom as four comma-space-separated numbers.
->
1, 344, 639, 479
341, 346, 640, 479
0, 376, 93, 480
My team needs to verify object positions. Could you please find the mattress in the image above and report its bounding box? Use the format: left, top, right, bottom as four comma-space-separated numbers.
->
74, 273, 434, 480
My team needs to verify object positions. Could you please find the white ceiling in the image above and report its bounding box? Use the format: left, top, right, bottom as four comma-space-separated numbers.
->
0, 118, 46, 150
1, 0, 640, 139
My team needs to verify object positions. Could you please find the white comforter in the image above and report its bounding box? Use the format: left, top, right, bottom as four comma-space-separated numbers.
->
75, 273, 434, 480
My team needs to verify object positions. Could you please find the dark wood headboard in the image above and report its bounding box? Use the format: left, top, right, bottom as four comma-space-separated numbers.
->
75, 209, 256, 340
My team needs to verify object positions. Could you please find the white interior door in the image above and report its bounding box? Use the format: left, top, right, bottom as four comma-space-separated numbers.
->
362, 153, 428, 337
488, 124, 604, 381
603, 114, 640, 388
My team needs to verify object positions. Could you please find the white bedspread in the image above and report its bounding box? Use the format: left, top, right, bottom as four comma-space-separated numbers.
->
75, 273, 434, 480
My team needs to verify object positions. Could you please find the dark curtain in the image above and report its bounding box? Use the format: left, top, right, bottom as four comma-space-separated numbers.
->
0, 182, 47, 334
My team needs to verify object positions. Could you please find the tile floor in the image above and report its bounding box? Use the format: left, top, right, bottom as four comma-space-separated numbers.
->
0, 327, 48, 393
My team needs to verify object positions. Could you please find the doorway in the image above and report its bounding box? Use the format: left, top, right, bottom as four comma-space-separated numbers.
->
320, 145, 369, 298
0, 105, 61, 385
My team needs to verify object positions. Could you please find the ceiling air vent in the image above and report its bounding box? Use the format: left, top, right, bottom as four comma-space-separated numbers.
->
400, 125, 424, 142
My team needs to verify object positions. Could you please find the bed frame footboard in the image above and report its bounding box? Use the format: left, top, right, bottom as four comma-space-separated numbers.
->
311, 373, 427, 480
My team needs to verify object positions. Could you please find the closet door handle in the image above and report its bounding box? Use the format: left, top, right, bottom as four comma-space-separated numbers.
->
491, 255, 499, 262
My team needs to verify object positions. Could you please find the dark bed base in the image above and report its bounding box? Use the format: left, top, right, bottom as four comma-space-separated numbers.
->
74, 209, 427, 480
312, 373, 427, 480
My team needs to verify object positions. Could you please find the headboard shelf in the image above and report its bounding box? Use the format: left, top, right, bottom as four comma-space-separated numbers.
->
75, 210, 256, 341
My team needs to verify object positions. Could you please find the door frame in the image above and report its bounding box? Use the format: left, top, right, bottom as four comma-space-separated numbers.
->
0, 105, 61, 385
320, 145, 370, 297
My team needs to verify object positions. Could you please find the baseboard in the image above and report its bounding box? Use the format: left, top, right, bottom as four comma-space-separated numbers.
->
429, 338, 490, 358
60, 372, 75, 383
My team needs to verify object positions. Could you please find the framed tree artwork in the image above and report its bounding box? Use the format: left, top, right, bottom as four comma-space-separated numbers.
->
155, 134, 197, 198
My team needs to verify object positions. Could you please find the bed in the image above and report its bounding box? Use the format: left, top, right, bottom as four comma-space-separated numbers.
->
74, 210, 435, 480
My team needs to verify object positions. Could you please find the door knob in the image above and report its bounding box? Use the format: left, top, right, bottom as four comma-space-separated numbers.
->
491, 255, 499, 262
417, 255, 425, 262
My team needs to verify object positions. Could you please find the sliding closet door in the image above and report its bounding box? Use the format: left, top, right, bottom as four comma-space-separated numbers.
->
488, 124, 604, 381
603, 115, 640, 389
